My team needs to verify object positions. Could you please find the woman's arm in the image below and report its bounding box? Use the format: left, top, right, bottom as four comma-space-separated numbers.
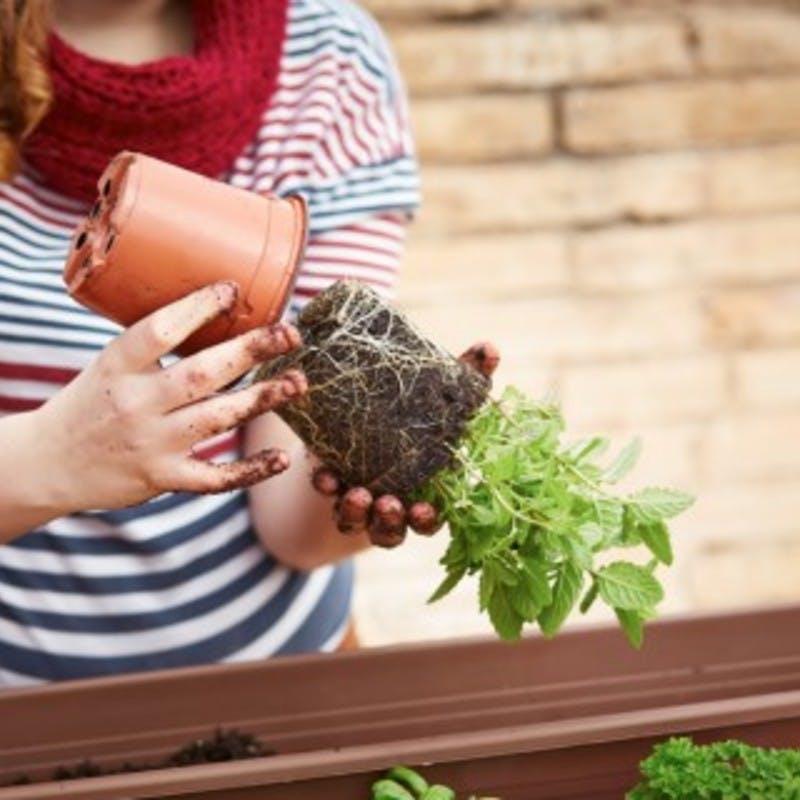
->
0, 283, 305, 543
244, 412, 370, 572
0, 410, 74, 543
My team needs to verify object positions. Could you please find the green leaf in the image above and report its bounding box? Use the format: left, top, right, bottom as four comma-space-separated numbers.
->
597, 562, 664, 610
603, 438, 642, 483
519, 557, 553, 608
428, 569, 465, 604
486, 552, 520, 587
538, 562, 583, 637
630, 487, 694, 522
478, 569, 494, 612
615, 608, 644, 649
621, 506, 643, 546
639, 520, 674, 566
577, 522, 605, 550
487, 586, 524, 641
566, 436, 609, 463
564, 535, 593, 570
579, 580, 599, 614
510, 584, 541, 622
594, 499, 624, 540
471, 504, 499, 527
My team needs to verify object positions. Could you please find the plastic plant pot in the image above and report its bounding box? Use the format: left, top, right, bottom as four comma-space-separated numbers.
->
63, 152, 307, 356
1, 605, 799, 799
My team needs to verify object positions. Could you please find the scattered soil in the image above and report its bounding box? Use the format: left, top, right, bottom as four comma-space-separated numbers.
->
257, 280, 490, 497
6, 729, 273, 787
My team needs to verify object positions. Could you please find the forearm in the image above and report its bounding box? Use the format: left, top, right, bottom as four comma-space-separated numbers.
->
245, 412, 370, 571
0, 410, 72, 542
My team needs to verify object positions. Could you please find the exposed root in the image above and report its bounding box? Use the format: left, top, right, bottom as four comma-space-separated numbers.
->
256, 281, 489, 497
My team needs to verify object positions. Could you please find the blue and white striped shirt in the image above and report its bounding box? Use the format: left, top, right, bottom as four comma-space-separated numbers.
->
0, 0, 420, 686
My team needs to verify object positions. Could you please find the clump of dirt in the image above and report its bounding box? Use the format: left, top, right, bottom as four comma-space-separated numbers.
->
257, 280, 490, 497
166, 729, 271, 766
7, 729, 273, 787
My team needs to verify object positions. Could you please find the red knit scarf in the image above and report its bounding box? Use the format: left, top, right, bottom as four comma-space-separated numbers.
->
24, 0, 289, 202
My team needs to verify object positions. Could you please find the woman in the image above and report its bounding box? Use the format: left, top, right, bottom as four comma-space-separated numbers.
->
0, 0, 494, 686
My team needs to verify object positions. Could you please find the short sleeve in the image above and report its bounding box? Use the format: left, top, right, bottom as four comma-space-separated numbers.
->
293, 0, 421, 235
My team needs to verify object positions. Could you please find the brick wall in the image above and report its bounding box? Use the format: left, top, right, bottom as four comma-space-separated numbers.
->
352, 0, 800, 645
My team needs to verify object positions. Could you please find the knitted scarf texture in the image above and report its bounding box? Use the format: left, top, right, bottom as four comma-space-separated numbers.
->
24, 0, 289, 201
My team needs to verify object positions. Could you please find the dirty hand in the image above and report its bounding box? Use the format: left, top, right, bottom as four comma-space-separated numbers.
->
312, 341, 501, 548
34, 282, 306, 515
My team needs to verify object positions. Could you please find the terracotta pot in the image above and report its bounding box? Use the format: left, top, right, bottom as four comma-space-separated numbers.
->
1, 605, 799, 799
63, 152, 307, 356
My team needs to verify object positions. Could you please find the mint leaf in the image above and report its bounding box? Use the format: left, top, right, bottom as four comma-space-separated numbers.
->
578, 521, 604, 550
510, 585, 542, 622
579, 580, 599, 614
418, 388, 693, 648
615, 608, 644, 649
594, 499, 624, 542
565, 535, 594, 570
597, 562, 664, 610
639, 520, 674, 566
604, 438, 642, 483
487, 586, 524, 641
478, 569, 494, 612
630, 487, 694, 522
519, 557, 553, 608
538, 562, 583, 637
428, 568, 465, 604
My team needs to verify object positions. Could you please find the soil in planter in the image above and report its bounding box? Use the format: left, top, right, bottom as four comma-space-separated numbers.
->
6, 729, 273, 787
256, 280, 490, 497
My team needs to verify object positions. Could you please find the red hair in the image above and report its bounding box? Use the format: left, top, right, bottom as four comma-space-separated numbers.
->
0, 0, 52, 181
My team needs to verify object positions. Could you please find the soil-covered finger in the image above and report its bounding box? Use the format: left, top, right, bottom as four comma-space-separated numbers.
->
255, 281, 491, 498
160, 323, 302, 409
175, 448, 290, 494
171, 371, 307, 447
336, 487, 372, 534
311, 466, 341, 496
369, 495, 407, 548
458, 341, 500, 379
110, 282, 239, 370
408, 501, 443, 536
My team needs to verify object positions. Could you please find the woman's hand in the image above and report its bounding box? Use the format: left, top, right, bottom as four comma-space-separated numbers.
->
33, 282, 306, 517
312, 341, 501, 549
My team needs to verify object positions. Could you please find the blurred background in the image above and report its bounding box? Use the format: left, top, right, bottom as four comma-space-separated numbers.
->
351, 0, 800, 645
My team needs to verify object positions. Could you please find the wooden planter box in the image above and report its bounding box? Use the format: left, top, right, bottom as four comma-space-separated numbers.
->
1, 605, 799, 799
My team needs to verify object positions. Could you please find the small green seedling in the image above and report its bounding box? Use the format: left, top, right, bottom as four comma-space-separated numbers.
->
627, 737, 800, 799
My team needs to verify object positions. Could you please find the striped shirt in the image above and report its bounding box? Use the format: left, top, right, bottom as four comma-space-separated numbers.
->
0, 0, 420, 686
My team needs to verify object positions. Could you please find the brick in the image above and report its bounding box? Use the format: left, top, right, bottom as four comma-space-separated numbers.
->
706, 286, 800, 347
408, 290, 704, 363
573, 215, 800, 292
560, 356, 727, 429
687, 537, 800, 609
493, 355, 557, 398
693, 7, 800, 73
416, 153, 705, 234
563, 421, 701, 491
564, 78, 800, 154
682, 481, 800, 544
510, 0, 687, 9
397, 233, 568, 306
709, 144, 800, 214
616, 424, 701, 492
735, 348, 800, 410
700, 412, 800, 485
411, 95, 554, 162
391, 20, 690, 94
363, 0, 504, 17
353, 532, 496, 645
